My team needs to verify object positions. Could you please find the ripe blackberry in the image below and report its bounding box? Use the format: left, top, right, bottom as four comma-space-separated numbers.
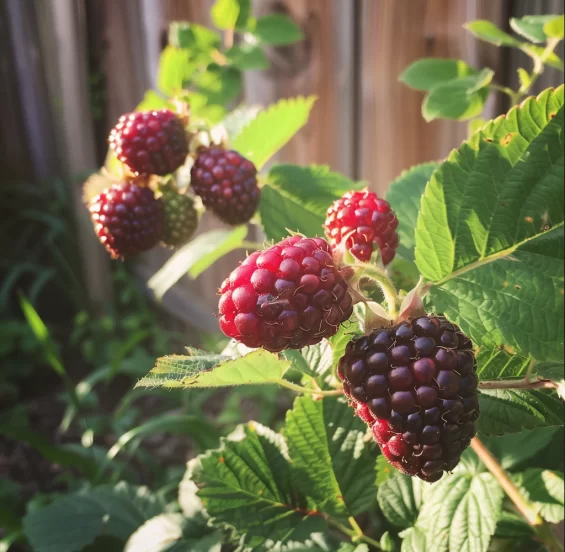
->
338, 315, 479, 482
161, 188, 198, 247
190, 147, 259, 225
325, 189, 399, 265
109, 110, 188, 176
218, 235, 354, 351
89, 181, 164, 259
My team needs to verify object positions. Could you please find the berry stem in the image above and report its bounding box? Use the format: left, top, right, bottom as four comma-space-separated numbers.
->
478, 378, 559, 391
238, 241, 265, 251
277, 379, 343, 397
327, 518, 382, 549
470, 437, 543, 526
350, 264, 399, 318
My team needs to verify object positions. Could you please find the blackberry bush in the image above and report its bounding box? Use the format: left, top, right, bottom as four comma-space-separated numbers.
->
338, 316, 479, 482
54, 9, 564, 552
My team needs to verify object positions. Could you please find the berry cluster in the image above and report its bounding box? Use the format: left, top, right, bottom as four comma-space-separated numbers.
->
338, 315, 479, 482
325, 190, 399, 265
89, 109, 261, 259
218, 235, 354, 351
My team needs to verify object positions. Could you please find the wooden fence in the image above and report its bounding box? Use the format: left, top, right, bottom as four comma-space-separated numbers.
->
2, 0, 563, 332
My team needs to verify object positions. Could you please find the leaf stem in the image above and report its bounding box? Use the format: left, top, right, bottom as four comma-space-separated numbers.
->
277, 380, 343, 397
471, 436, 542, 526
327, 517, 382, 549
478, 378, 559, 391
517, 37, 562, 101
489, 82, 521, 105
238, 240, 264, 251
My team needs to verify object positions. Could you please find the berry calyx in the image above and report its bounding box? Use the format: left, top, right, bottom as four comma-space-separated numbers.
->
325, 189, 399, 265
190, 147, 260, 225
338, 315, 479, 482
218, 235, 354, 351
161, 188, 198, 247
89, 181, 164, 259
108, 110, 188, 176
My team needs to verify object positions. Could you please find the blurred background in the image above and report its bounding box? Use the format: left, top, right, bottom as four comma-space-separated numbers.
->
0, 1, 564, 550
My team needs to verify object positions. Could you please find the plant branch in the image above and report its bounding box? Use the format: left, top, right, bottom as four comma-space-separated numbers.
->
478, 378, 559, 391
489, 82, 520, 105
278, 380, 343, 397
350, 264, 399, 318
238, 241, 264, 251
471, 436, 542, 526
518, 37, 562, 100
327, 517, 382, 549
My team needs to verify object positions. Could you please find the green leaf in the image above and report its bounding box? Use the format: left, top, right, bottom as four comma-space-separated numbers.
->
194, 64, 242, 111
386, 162, 439, 260
521, 43, 564, 70
464, 20, 524, 47
211, 0, 242, 30
422, 69, 493, 121
231, 96, 316, 171
400, 527, 427, 552
136, 349, 291, 389
400, 58, 477, 92
414, 470, 504, 552
285, 396, 378, 518
517, 68, 532, 90
299, 340, 334, 377
169, 22, 221, 54
477, 389, 564, 435
328, 319, 363, 375
494, 511, 536, 539
482, 427, 562, 470
510, 15, 562, 43
417, 86, 565, 360
225, 44, 269, 70
19, 294, 65, 378
147, 226, 247, 300
260, 164, 363, 241
135, 90, 173, 111
157, 46, 194, 96
188, 422, 327, 549
23, 483, 165, 552
378, 473, 422, 530
544, 15, 565, 39
513, 469, 564, 523
251, 14, 304, 45
475, 345, 530, 380
124, 513, 221, 552
468, 117, 488, 137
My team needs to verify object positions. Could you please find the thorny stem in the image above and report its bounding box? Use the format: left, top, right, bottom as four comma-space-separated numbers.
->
478, 378, 559, 391
350, 264, 399, 318
471, 438, 563, 552
277, 379, 343, 397
471, 437, 542, 525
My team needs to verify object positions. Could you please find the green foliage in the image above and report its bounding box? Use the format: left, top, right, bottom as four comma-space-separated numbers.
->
136, 349, 291, 389
251, 14, 305, 45
386, 162, 440, 261
23, 483, 165, 552
260, 164, 363, 241
417, 86, 564, 361
231, 95, 317, 170
513, 469, 564, 523
399, 58, 477, 91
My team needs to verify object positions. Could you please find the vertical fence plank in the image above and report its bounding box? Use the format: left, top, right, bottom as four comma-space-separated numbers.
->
357, 0, 509, 196
34, 0, 113, 309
